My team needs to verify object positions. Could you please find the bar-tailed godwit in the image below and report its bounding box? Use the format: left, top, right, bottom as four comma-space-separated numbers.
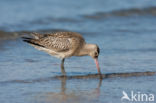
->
23, 32, 101, 77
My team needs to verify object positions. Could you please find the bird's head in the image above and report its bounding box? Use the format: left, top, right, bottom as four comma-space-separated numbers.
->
89, 44, 100, 59
88, 44, 101, 74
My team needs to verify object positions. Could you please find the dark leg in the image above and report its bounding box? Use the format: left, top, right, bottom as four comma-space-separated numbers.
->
61, 58, 66, 75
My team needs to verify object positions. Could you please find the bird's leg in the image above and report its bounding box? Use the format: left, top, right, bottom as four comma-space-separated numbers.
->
61, 58, 66, 76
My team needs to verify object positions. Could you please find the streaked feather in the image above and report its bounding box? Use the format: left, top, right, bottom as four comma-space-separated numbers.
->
23, 32, 85, 53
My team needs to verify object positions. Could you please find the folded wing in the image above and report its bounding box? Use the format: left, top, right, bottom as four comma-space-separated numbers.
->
23, 34, 71, 52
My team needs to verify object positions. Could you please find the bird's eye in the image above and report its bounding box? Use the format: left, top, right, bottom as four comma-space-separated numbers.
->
94, 52, 98, 58
95, 52, 98, 56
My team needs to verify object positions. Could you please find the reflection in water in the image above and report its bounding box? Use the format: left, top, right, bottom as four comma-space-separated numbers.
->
34, 78, 102, 103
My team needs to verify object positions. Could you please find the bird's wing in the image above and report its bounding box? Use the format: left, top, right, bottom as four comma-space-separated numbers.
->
38, 35, 72, 52
23, 32, 85, 53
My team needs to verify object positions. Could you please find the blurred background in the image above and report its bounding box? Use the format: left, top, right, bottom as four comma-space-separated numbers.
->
0, 0, 156, 32
0, 0, 156, 103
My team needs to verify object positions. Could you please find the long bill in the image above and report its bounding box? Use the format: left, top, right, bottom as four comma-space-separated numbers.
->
94, 58, 101, 75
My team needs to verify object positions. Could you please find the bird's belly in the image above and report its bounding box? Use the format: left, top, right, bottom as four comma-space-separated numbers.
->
33, 46, 65, 59
33, 45, 74, 59
50, 53, 66, 59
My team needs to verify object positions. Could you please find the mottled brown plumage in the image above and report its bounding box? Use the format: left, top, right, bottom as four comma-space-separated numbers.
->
23, 32, 101, 78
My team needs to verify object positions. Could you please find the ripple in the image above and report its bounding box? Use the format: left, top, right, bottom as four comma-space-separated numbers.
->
0, 71, 155, 85
83, 7, 156, 19
0, 30, 20, 40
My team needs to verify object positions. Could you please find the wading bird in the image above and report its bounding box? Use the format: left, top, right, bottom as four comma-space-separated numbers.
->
23, 32, 101, 78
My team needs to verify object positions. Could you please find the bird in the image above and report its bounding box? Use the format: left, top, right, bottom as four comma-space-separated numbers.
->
22, 32, 102, 78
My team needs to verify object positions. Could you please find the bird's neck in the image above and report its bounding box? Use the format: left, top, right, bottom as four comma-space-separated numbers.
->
77, 44, 94, 56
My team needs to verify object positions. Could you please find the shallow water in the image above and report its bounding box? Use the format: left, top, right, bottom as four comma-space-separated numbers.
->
0, 0, 156, 103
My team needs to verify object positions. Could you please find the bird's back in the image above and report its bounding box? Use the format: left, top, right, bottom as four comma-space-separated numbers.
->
23, 32, 86, 58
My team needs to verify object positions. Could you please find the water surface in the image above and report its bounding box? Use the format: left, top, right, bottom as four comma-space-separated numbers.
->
0, 0, 156, 103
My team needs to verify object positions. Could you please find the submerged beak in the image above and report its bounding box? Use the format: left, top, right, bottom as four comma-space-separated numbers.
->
94, 58, 101, 74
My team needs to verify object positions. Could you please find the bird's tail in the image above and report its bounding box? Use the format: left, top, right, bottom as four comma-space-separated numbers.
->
22, 37, 45, 47
30, 32, 44, 39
